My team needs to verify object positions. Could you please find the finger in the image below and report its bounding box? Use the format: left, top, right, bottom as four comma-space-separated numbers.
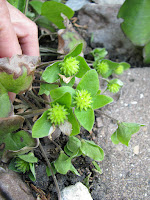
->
0, 0, 22, 58
7, 3, 39, 56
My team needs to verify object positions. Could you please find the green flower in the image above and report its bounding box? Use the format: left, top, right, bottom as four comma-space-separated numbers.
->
47, 103, 69, 125
96, 61, 109, 75
15, 158, 30, 173
60, 57, 79, 76
107, 83, 121, 93
74, 90, 93, 111
114, 65, 124, 75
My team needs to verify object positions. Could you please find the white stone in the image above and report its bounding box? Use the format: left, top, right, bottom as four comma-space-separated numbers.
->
94, 0, 125, 5
131, 101, 137, 105
133, 145, 140, 155
61, 182, 93, 200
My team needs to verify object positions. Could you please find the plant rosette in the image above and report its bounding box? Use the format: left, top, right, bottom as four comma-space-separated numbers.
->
41, 43, 90, 86
32, 69, 113, 138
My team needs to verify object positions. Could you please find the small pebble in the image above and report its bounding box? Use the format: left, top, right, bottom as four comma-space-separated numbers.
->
131, 101, 137, 105
140, 94, 144, 99
133, 145, 139, 155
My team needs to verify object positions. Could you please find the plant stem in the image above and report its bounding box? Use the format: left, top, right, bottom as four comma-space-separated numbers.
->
24, 0, 29, 16
95, 110, 118, 123
36, 60, 62, 69
18, 108, 47, 118
29, 91, 50, 106
39, 142, 61, 200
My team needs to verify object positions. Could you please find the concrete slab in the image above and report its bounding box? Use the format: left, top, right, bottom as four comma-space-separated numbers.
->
92, 67, 150, 200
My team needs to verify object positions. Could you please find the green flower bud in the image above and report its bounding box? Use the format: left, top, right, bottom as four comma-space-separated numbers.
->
107, 83, 120, 93
47, 103, 69, 125
74, 90, 93, 111
15, 158, 30, 173
96, 61, 109, 75
114, 65, 124, 75
60, 57, 79, 76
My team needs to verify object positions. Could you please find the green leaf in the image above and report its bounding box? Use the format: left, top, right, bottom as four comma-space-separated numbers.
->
18, 152, 38, 163
143, 41, 150, 63
70, 164, 80, 176
1, 131, 36, 152
109, 79, 123, 87
0, 115, 24, 136
92, 94, 113, 110
118, 0, 150, 46
67, 136, 81, 152
0, 55, 39, 94
46, 163, 57, 177
80, 139, 104, 161
39, 83, 58, 96
35, 16, 55, 32
64, 145, 82, 157
74, 108, 94, 131
54, 151, 72, 174
51, 92, 72, 109
76, 56, 90, 78
42, 62, 61, 83
8, 158, 21, 172
29, 163, 36, 181
68, 109, 80, 136
41, 1, 74, 29
1, 130, 38, 162
28, 171, 36, 182
32, 111, 52, 138
92, 161, 102, 174
91, 48, 108, 61
29, 0, 43, 15
50, 86, 76, 102
0, 83, 12, 118
64, 43, 83, 59
8, 0, 26, 13
111, 131, 120, 145
114, 122, 144, 146
77, 70, 99, 97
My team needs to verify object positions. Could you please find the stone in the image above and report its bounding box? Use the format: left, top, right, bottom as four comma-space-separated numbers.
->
0, 168, 35, 200
78, 3, 135, 54
94, 0, 125, 4
96, 117, 103, 128
133, 145, 140, 155
61, 182, 93, 200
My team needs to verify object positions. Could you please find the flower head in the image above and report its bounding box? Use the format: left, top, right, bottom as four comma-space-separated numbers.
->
96, 61, 109, 75
74, 90, 93, 111
60, 57, 79, 76
114, 65, 124, 75
15, 158, 30, 173
47, 103, 69, 125
107, 83, 121, 93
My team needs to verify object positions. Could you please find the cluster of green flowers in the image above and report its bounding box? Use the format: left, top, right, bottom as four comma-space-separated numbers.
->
47, 103, 69, 125
96, 61, 124, 76
15, 157, 30, 173
59, 57, 79, 76
74, 90, 93, 111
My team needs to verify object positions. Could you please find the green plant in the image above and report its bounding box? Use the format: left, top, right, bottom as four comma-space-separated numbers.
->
0, 2, 145, 199
31, 44, 144, 179
9, 152, 38, 181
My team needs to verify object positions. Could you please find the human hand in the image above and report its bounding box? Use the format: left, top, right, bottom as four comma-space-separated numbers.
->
0, 0, 39, 101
